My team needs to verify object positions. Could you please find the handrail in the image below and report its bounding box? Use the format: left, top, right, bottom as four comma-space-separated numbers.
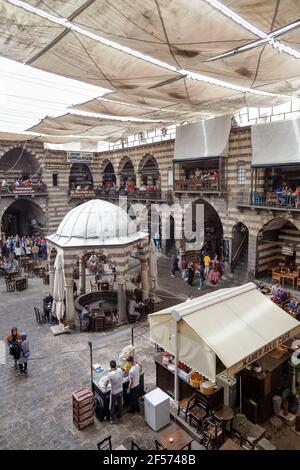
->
231, 232, 248, 273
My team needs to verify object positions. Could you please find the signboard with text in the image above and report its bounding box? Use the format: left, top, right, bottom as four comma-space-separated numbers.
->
66, 152, 93, 164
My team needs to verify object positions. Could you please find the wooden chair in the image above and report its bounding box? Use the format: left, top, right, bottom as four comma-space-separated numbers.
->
90, 280, 97, 292
297, 278, 300, 289
188, 395, 206, 433
239, 436, 255, 450
204, 417, 225, 449
97, 435, 112, 450
155, 439, 166, 450
266, 192, 279, 206
200, 431, 214, 450
131, 440, 142, 450
177, 393, 196, 422
5, 278, 15, 292
34, 307, 46, 324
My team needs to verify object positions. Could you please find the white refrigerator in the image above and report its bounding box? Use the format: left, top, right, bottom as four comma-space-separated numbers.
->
144, 387, 170, 431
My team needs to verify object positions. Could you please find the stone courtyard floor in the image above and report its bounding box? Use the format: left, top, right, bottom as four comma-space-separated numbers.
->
0, 255, 300, 450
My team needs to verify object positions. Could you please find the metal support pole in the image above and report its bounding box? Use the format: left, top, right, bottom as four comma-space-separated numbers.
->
131, 327, 134, 346
174, 319, 179, 403
88, 341, 93, 392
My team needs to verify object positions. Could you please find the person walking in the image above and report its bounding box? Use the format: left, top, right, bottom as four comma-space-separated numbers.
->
17, 332, 30, 376
104, 360, 123, 422
203, 253, 211, 277
7, 327, 21, 368
127, 356, 141, 414
198, 264, 205, 290
187, 263, 194, 287
170, 254, 179, 276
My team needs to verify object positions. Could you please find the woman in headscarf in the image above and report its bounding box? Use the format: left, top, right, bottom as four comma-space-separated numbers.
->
17, 332, 30, 376
6, 327, 21, 368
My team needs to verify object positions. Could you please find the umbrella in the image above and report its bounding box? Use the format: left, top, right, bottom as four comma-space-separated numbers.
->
52, 253, 65, 323
149, 239, 158, 290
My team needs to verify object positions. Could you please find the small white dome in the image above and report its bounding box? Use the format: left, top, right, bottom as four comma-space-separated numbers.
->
47, 199, 147, 247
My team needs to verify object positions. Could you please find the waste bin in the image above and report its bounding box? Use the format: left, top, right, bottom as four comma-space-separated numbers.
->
272, 395, 282, 415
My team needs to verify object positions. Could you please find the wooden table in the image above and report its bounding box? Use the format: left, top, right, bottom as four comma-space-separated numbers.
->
114, 444, 126, 450
213, 405, 234, 436
232, 417, 265, 445
282, 272, 298, 288
219, 438, 243, 451
156, 422, 193, 450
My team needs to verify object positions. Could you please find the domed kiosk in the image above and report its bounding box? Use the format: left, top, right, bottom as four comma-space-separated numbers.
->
46, 199, 150, 327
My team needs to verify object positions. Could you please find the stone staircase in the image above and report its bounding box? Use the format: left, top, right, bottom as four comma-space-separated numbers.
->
230, 245, 249, 285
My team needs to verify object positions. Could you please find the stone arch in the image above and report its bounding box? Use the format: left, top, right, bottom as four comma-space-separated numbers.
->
0, 147, 40, 177
1, 198, 46, 236
256, 217, 300, 276
101, 160, 116, 185
118, 156, 136, 185
231, 222, 249, 272
69, 162, 93, 189
138, 153, 160, 186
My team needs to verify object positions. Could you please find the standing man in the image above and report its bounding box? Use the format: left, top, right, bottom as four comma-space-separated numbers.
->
104, 360, 123, 422
203, 253, 211, 277
17, 332, 30, 376
127, 356, 141, 414
198, 264, 206, 290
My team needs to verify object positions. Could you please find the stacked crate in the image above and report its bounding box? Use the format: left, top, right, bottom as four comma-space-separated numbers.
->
73, 387, 94, 430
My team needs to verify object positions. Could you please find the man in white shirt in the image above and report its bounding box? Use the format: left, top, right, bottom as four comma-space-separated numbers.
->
104, 360, 123, 422
128, 297, 140, 321
127, 356, 141, 414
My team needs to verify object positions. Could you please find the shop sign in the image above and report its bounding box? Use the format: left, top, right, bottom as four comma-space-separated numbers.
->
66, 152, 93, 163
281, 245, 294, 256
227, 324, 300, 376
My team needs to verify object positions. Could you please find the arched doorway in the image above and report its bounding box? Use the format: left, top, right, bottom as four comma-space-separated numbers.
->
189, 199, 223, 258
1, 199, 45, 236
139, 155, 160, 187
120, 159, 136, 187
231, 222, 249, 273
257, 218, 300, 276
69, 163, 93, 190
0, 147, 40, 178
103, 162, 116, 187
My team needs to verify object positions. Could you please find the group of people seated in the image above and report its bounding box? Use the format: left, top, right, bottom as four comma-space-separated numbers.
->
273, 184, 300, 206
258, 282, 300, 320
96, 181, 160, 196
0, 256, 19, 273
87, 253, 117, 285
185, 168, 219, 182
1, 173, 46, 193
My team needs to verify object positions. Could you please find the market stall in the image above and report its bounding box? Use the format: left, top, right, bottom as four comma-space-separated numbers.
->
92, 345, 144, 422
148, 282, 300, 420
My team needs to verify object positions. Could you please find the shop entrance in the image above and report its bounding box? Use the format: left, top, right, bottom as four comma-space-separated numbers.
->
1, 199, 45, 236
189, 199, 223, 258
256, 218, 300, 276
231, 222, 249, 273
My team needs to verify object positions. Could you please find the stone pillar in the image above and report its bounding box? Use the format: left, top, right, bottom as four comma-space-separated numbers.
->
117, 277, 127, 322
79, 258, 86, 294
115, 173, 121, 188
136, 172, 141, 188
64, 279, 75, 328
49, 267, 54, 294
141, 260, 150, 300
248, 232, 257, 279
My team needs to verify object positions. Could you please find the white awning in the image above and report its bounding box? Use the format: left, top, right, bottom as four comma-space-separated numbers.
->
174, 115, 232, 161
252, 118, 300, 167
149, 283, 300, 381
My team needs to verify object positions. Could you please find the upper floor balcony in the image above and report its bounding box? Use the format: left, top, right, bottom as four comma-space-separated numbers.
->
0, 180, 47, 199
95, 187, 171, 203
173, 157, 224, 195
237, 164, 300, 212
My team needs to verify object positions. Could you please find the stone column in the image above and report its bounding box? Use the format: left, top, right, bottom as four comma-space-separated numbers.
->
140, 260, 150, 300
79, 258, 86, 294
136, 172, 141, 188
115, 173, 121, 188
248, 232, 257, 279
49, 267, 54, 294
64, 277, 75, 328
117, 276, 127, 322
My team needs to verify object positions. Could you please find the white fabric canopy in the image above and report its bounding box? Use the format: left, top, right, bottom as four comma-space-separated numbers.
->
149, 239, 158, 290
0, 0, 296, 132
149, 283, 300, 380
252, 118, 300, 167
174, 115, 232, 160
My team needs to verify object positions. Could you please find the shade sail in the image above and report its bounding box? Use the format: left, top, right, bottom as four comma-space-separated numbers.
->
149, 283, 300, 380
174, 115, 232, 160
0, 0, 296, 126
26, 113, 173, 141
52, 253, 65, 322
252, 118, 300, 167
